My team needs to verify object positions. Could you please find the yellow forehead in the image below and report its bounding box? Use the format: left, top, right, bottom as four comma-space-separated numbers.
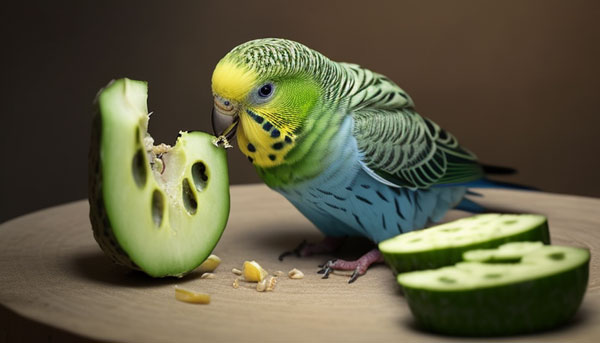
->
211, 59, 258, 102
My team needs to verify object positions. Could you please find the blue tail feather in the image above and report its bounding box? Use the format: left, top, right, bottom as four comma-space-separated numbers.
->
452, 178, 536, 213
455, 197, 487, 213
436, 178, 537, 191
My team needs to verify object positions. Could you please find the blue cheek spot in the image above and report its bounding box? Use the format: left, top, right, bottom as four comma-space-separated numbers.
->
272, 142, 283, 150
270, 129, 280, 138
285, 135, 292, 144
247, 143, 256, 153
263, 122, 273, 131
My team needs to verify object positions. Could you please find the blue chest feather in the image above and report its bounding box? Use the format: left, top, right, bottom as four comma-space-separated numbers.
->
273, 117, 466, 243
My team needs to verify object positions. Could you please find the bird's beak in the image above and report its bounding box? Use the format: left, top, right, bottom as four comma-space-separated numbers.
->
212, 96, 239, 144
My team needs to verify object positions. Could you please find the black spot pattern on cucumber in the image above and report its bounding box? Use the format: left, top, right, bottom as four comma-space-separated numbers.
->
132, 149, 147, 188
182, 178, 198, 215
192, 161, 208, 192
151, 190, 165, 228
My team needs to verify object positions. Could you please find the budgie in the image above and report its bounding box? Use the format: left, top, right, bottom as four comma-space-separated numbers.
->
211, 38, 504, 282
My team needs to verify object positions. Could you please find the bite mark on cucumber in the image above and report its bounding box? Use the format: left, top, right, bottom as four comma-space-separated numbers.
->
88, 78, 230, 277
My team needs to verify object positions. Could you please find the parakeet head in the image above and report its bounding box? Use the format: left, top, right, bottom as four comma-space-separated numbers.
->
211, 38, 335, 168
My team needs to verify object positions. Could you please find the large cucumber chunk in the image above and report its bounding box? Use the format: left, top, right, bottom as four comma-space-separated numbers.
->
379, 214, 550, 273
88, 78, 230, 277
398, 243, 590, 336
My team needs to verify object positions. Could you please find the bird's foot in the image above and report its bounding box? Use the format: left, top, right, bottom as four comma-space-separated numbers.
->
278, 236, 344, 261
317, 248, 384, 283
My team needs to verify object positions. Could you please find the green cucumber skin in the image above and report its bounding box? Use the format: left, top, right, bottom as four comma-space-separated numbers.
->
89, 103, 139, 270
382, 220, 550, 274
402, 261, 589, 336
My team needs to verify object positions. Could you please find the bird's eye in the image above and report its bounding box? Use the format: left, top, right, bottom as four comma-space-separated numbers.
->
258, 83, 273, 98
251, 82, 275, 104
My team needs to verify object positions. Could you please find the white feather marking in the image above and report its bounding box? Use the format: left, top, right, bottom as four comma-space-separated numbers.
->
359, 160, 402, 188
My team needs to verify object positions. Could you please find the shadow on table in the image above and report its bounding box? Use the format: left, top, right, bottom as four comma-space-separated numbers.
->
399, 300, 593, 341
237, 221, 380, 262
68, 250, 205, 288
0, 305, 104, 343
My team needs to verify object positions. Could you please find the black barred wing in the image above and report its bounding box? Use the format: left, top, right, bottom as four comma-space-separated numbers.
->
339, 63, 415, 111
340, 62, 483, 189
352, 108, 483, 189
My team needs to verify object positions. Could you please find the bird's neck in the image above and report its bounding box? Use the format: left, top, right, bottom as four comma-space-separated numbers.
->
255, 104, 351, 189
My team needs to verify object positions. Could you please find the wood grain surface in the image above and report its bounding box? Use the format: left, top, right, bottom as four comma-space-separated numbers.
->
1, 184, 599, 342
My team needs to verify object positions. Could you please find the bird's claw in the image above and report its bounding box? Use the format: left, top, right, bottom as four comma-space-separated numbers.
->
348, 268, 360, 283
317, 259, 337, 280
278, 239, 308, 261
317, 259, 363, 283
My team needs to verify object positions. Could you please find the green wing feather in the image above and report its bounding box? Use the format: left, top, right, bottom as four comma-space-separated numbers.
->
343, 64, 483, 189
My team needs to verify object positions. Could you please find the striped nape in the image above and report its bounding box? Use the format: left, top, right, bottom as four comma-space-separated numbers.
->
224, 38, 341, 95
228, 39, 324, 74
338, 63, 413, 111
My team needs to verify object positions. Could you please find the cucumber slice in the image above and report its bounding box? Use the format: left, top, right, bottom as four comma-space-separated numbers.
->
379, 214, 550, 273
463, 241, 545, 262
88, 78, 230, 277
398, 244, 590, 336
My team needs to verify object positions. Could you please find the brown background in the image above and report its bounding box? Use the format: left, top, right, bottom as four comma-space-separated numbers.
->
1, 0, 599, 223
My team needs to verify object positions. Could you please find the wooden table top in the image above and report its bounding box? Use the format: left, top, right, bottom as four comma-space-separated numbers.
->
1, 184, 599, 342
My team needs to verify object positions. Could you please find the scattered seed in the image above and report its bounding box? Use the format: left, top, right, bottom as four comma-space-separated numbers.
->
198, 254, 221, 273
212, 135, 233, 149
288, 268, 304, 279
243, 261, 268, 282
256, 276, 277, 292
256, 279, 267, 292
174, 286, 210, 304
266, 276, 277, 291
200, 272, 216, 279
232, 278, 240, 289
272, 270, 284, 277
232, 268, 242, 275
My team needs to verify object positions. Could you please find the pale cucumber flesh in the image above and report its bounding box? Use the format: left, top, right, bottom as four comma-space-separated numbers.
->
379, 213, 550, 273
462, 241, 545, 262
88, 78, 230, 277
